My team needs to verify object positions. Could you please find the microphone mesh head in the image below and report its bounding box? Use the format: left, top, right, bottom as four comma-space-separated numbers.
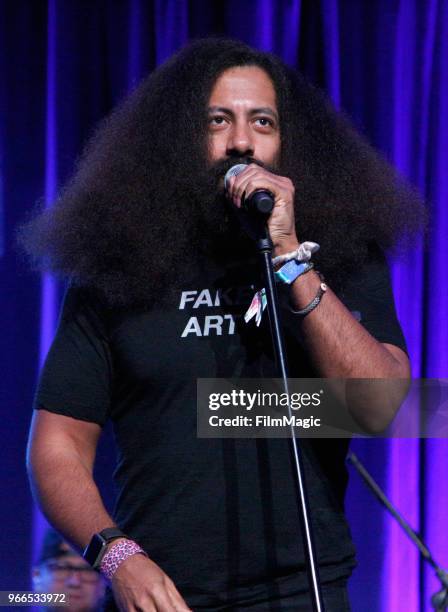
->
224, 164, 248, 190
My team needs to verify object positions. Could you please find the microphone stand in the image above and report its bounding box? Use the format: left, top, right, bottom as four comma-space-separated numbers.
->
347, 451, 448, 611
254, 217, 324, 612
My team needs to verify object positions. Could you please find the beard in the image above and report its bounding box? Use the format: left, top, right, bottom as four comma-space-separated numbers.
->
84, 153, 283, 309
182, 154, 280, 265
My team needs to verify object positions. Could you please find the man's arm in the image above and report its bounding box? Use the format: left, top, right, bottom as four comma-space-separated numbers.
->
27, 410, 112, 545
288, 268, 409, 378
27, 409, 191, 611
227, 164, 411, 432
287, 269, 410, 432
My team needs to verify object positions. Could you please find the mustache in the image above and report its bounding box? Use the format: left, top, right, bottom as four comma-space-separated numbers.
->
210, 155, 263, 176
207, 156, 279, 192
182, 155, 280, 210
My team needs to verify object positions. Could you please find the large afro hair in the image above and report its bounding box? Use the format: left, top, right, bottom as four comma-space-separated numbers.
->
17, 38, 426, 309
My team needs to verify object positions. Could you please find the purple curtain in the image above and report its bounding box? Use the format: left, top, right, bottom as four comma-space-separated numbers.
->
1, 1, 447, 610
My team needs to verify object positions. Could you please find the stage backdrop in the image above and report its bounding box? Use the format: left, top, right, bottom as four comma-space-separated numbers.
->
1, 1, 447, 611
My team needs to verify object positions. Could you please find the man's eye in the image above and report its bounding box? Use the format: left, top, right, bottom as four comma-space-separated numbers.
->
209, 116, 226, 125
255, 117, 273, 127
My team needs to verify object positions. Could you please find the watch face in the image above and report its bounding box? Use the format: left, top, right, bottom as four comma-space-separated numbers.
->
84, 533, 106, 567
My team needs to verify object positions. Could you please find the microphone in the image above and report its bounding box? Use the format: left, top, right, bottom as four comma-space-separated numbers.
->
224, 164, 275, 215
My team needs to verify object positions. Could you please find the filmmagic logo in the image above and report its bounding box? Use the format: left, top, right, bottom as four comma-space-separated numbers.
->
209, 414, 322, 429
208, 389, 323, 411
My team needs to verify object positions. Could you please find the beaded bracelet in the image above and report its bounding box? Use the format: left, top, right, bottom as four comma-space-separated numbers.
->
99, 539, 147, 580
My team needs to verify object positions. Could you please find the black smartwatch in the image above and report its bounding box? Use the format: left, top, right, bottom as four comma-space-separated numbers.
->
83, 527, 128, 569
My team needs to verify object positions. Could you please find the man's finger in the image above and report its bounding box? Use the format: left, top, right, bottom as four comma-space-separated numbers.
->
135, 603, 156, 612
131, 603, 156, 612
235, 176, 281, 206
148, 584, 175, 612
165, 578, 192, 611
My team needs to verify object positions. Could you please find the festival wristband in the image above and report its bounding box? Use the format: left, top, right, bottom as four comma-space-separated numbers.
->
99, 539, 148, 580
271, 241, 320, 266
244, 263, 315, 325
275, 260, 314, 285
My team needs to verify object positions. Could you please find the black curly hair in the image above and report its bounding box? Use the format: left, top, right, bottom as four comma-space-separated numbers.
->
17, 37, 425, 309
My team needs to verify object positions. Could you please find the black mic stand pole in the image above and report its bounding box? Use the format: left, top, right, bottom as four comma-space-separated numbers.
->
254, 217, 324, 612
347, 451, 448, 611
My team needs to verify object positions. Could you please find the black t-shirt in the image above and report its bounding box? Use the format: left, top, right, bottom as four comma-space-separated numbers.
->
33, 251, 406, 610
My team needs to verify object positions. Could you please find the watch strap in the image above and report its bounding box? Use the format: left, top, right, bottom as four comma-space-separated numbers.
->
98, 527, 127, 542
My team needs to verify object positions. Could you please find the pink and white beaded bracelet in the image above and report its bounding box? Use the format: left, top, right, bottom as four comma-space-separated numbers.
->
100, 539, 147, 580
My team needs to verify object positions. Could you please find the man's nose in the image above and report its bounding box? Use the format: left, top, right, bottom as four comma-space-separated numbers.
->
226, 122, 254, 157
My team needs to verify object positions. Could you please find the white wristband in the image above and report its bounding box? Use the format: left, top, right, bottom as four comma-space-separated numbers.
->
272, 241, 320, 266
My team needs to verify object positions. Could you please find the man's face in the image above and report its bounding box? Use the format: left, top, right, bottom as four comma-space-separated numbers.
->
33, 552, 105, 612
207, 65, 280, 167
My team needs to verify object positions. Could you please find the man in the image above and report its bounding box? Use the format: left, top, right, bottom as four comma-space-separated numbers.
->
32, 528, 106, 611
21, 39, 424, 610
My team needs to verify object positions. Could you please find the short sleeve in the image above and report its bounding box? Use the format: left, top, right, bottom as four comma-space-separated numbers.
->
33, 286, 113, 426
338, 249, 408, 354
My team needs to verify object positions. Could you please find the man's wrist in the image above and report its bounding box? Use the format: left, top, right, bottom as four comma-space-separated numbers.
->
100, 539, 148, 581
273, 238, 300, 262
289, 269, 324, 309
83, 527, 129, 569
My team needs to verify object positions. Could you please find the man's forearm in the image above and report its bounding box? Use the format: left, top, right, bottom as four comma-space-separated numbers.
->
27, 421, 192, 611
27, 446, 114, 552
287, 270, 410, 432
289, 269, 407, 377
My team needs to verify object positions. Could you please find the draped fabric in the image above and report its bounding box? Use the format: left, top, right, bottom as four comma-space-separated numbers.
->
1, 2, 446, 610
